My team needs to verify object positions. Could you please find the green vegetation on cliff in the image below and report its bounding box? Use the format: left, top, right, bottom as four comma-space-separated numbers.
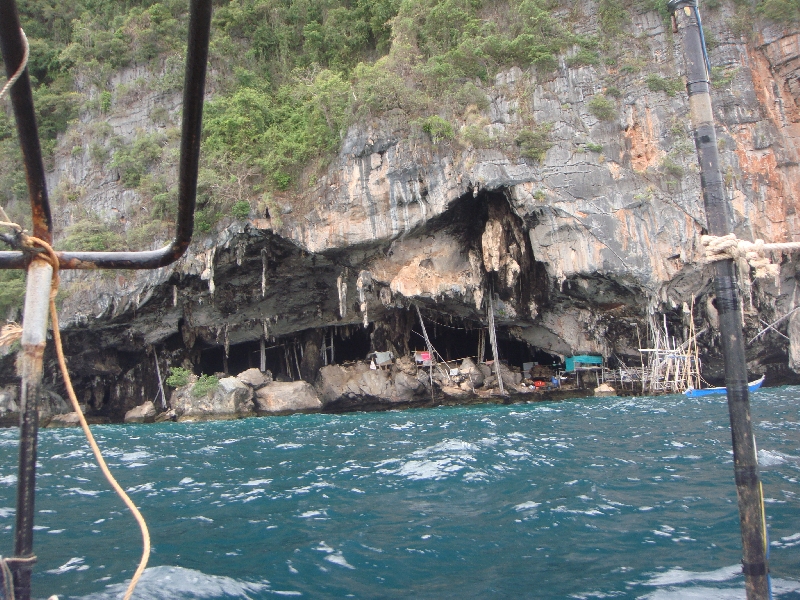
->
0, 0, 791, 222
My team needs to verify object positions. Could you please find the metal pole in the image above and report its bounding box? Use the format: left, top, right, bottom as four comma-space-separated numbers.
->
13, 259, 53, 600
668, 2, 770, 598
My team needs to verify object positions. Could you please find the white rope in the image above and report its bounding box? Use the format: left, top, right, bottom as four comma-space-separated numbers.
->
700, 233, 800, 280
0, 29, 29, 102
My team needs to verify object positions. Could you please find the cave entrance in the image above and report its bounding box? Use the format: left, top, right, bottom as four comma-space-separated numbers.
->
321, 326, 372, 364
495, 335, 562, 371
409, 315, 482, 363
198, 339, 293, 379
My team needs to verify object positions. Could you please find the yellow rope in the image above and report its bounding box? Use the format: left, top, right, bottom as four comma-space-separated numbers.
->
27, 237, 150, 600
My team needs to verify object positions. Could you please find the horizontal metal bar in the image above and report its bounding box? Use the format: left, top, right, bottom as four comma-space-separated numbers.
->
0, 0, 211, 270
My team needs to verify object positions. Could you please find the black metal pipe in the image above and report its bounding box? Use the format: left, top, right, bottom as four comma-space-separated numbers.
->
0, 0, 52, 244
668, 2, 770, 599
0, 0, 212, 270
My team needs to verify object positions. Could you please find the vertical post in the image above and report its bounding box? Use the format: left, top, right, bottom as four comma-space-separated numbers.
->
14, 259, 52, 600
153, 347, 167, 409
668, 2, 769, 598
487, 293, 504, 394
259, 337, 266, 373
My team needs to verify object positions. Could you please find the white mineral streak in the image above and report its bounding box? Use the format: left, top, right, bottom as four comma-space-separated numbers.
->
379, 286, 392, 307
201, 248, 216, 295
481, 219, 503, 273
236, 241, 245, 266
337, 273, 347, 318
172, 285, 178, 307
261, 249, 267, 298
356, 271, 371, 328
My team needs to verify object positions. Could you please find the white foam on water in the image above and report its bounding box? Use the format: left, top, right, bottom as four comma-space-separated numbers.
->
120, 450, 151, 462
191, 516, 213, 522
514, 501, 541, 511
324, 553, 355, 569
243, 479, 273, 486
275, 443, 303, 449
638, 586, 744, 599
47, 556, 89, 574
758, 449, 795, 467
0, 474, 16, 485
79, 565, 274, 599
389, 458, 464, 480
643, 564, 741, 586
67, 487, 102, 497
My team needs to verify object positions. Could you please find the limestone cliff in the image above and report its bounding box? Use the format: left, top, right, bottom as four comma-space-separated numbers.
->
5, 2, 800, 418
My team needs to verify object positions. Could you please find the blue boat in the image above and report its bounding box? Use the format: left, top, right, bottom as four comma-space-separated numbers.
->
684, 375, 765, 397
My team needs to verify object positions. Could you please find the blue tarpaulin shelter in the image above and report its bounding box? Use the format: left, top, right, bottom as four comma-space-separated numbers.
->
565, 355, 603, 372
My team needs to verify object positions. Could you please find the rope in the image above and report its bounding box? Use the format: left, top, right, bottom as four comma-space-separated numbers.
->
700, 233, 799, 280
1, 227, 150, 600
0, 556, 37, 600
0, 29, 29, 102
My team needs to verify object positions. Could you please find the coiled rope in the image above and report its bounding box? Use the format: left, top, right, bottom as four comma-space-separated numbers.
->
700, 233, 800, 280
0, 216, 150, 600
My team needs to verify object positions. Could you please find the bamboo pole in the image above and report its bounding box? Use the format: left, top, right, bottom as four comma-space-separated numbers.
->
670, 2, 769, 597
487, 293, 505, 395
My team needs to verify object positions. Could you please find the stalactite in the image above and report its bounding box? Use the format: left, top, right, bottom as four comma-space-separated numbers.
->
260, 337, 266, 373
236, 241, 245, 266
337, 272, 348, 318
261, 249, 268, 298
172, 285, 178, 307
356, 270, 372, 328
202, 247, 216, 295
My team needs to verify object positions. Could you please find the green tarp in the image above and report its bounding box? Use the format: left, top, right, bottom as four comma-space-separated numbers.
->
565, 355, 603, 372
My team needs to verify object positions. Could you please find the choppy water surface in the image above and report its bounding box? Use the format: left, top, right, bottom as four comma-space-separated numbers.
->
0, 388, 799, 599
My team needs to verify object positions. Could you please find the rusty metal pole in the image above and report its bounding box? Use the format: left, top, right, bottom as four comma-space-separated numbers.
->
668, 2, 770, 598
13, 260, 52, 600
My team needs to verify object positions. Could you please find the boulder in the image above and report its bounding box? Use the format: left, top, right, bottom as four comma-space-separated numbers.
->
124, 401, 157, 424
0, 385, 18, 415
317, 364, 353, 404
392, 371, 427, 402
154, 409, 177, 423
358, 369, 392, 397
170, 376, 254, 421
594, 383, 616, 397
236, 368, 271, 389
255, 381, 322, 414
47, 412, 82, 428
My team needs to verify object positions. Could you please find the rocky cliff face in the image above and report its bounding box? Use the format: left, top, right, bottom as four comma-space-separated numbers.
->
6, 3, 800, 418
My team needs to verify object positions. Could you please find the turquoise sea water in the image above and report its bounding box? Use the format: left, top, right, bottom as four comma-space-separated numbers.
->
0, 388, 799, 599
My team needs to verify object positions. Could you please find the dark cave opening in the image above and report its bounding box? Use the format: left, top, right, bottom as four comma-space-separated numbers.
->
409, 313, 561, 370
325, 326, 373, 364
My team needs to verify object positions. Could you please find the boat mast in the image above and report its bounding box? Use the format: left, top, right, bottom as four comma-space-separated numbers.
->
667, 2, 770, 598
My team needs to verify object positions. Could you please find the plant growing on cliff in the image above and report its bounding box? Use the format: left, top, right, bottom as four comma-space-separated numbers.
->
191, 374, 219, 398
231, 201, 251, 220
0, 270, 25, 321
420, 115, 454, 144
587, 95, 616, 121
61, 219, 126, 252
110, 133, 166, 188
515, 123, 554, 162
166, 367, 191, 388
645, 74, 683, 97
